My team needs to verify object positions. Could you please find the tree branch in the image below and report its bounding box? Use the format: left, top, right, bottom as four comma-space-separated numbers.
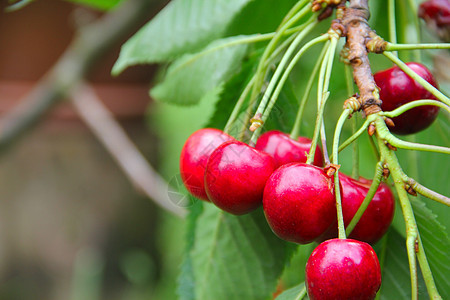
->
71, 83, 186, 217
341, 0, 381, 116
0, 0, 156, 154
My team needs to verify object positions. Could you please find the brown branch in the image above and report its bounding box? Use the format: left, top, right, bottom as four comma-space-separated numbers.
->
71, 83, 187, 217
0, 0, 157, 154
341, 0, 382, 116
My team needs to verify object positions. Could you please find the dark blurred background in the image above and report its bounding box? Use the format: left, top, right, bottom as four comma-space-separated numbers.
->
0, 1, 185, 299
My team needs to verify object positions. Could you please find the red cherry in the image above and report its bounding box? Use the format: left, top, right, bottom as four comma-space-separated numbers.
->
255, 130, 324, 168
419, 0, 450, 27
263, 163, 336, 244
320, 174, 395, 244
179, 128, 233, 200
374, 62, 440, 135
306, 239, 381, 300
419, 0, 450, 41
204, 140, 276, 215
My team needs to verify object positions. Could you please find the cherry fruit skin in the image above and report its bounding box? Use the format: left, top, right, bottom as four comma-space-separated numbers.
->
419, 0, 450, 27
255, 130, 323, 168
306, 239, 381, 300
340, 174, 395, 243
205, 140, 276, 215
320, 174, 395, 244
419, 0, 450, 41
263, 163, 336, 244
179, 128, 233, 200
374, 62, 440, 135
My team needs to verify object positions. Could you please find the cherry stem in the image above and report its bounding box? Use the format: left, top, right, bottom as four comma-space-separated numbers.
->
344, 63, 360, 179
306, 31, 339, 164
289, 44, 328, 140
249, 29, 327, 145
381, 133, 450, 155
382, 99, 450, 117
345, 161, 383, 236
249, 2, 313, 116
383, 51, 450, 106
368, 133, 381, 161
406, 178, 450, 207
332, 108, 353, 239
375, 116, 442, 299
237, 30, 306, 141
387, 0, 398, 58
404, 0, 422, 62
224, 75, 255, 135
385, 43, 450, 51
250, 19, 318, 124
280, 0, 310, 27
334, 117, 371, 155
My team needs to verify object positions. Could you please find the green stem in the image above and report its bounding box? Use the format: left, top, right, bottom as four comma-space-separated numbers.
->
236, 29, 305, 141
368, 133, 381, 161
388, 0, 398, 57
375, 115, 441, 299
250, 28, 326, 144
251, 21, 318, 126
344, 63, 359, 178
405, 0, 422, 62
383, 51, 450, 106
290, 44, 328, 139
280, 0, 310, 27
224, 75, 256, 135
336, 118, 371, 154
332, 109, 352, 240
382, 99, 450, 117
346, 162, 383, 236
376, 134, 418, 300
408, 178, 450, 206
249, 3, 313, 112
383, 134, 450, 155
385, 43, 450, 51
416, 236, 442, 299
306, 33, 339, 164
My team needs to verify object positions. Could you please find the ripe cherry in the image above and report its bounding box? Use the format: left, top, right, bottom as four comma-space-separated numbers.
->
320, 174, 395, 244
306, 239, 381, 300
263, 163, 336, 244
205, 140, 276, 215
374, 62, 440, 135
419, 0, 450, 41
255, 130, 323, 168
179, 128, 233, 200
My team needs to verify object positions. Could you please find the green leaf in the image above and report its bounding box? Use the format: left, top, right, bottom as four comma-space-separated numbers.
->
150, 36, 249, 105
411, 198, 450, 299
190, 205, 295, 300
112, 0, 254, 74
177, 200, 204, 300
275, 282, 306, 300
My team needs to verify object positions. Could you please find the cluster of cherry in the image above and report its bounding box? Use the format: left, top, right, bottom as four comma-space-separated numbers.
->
179, 59, 439, 299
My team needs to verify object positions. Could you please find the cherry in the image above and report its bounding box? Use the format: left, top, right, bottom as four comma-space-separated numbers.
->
320, 173, 395, 244
419, 0, 450, 41
179, 128, 233, 200
204, 140, 276, 215
263, 163, 336, 244
255, 130, 324, 168
374, 62, 440, 135
306, 239, 381, 300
